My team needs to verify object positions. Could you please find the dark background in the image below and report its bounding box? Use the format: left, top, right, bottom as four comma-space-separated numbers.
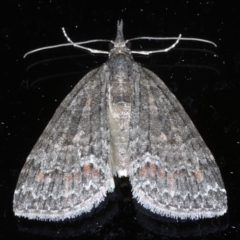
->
1, 0, 239, 239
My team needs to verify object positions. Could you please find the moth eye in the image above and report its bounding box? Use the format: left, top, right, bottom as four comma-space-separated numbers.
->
126, 41, 132, 50
108, 42, 114, 50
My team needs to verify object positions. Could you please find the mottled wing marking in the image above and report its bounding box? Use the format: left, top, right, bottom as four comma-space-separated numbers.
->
129, 65, 227, 219
13, 67, 114, 221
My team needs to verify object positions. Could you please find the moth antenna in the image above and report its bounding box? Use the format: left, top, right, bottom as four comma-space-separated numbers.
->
23, 31, 113, 58
24, 23, 216, 58
127, 36, 217, 48
131, 34, 182, 55
62, 28, 110, 55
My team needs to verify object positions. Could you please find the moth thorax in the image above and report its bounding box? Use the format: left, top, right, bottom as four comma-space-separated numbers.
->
110, 82, 132, 104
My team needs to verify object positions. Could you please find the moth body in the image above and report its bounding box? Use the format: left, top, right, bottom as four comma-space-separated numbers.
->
108, 53, 134, 177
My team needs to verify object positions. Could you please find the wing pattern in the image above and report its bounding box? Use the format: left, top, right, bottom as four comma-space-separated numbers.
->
13, 67, 114, 221
129, 65, 227, 219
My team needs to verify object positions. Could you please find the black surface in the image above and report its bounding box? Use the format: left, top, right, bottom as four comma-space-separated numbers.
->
1, 1, 240, 239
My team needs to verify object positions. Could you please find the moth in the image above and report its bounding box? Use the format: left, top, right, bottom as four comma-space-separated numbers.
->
13, 20, 227, 221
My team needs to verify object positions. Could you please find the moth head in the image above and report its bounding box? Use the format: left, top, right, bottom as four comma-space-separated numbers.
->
114, 20, 126, 47
110, 20, 131, 56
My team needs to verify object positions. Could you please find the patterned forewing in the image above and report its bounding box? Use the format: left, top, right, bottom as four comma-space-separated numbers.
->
13, 67, 113, 221
129, 66, 227, 219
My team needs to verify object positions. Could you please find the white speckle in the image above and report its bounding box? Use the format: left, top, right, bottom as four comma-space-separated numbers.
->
117, 169, 128, 177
